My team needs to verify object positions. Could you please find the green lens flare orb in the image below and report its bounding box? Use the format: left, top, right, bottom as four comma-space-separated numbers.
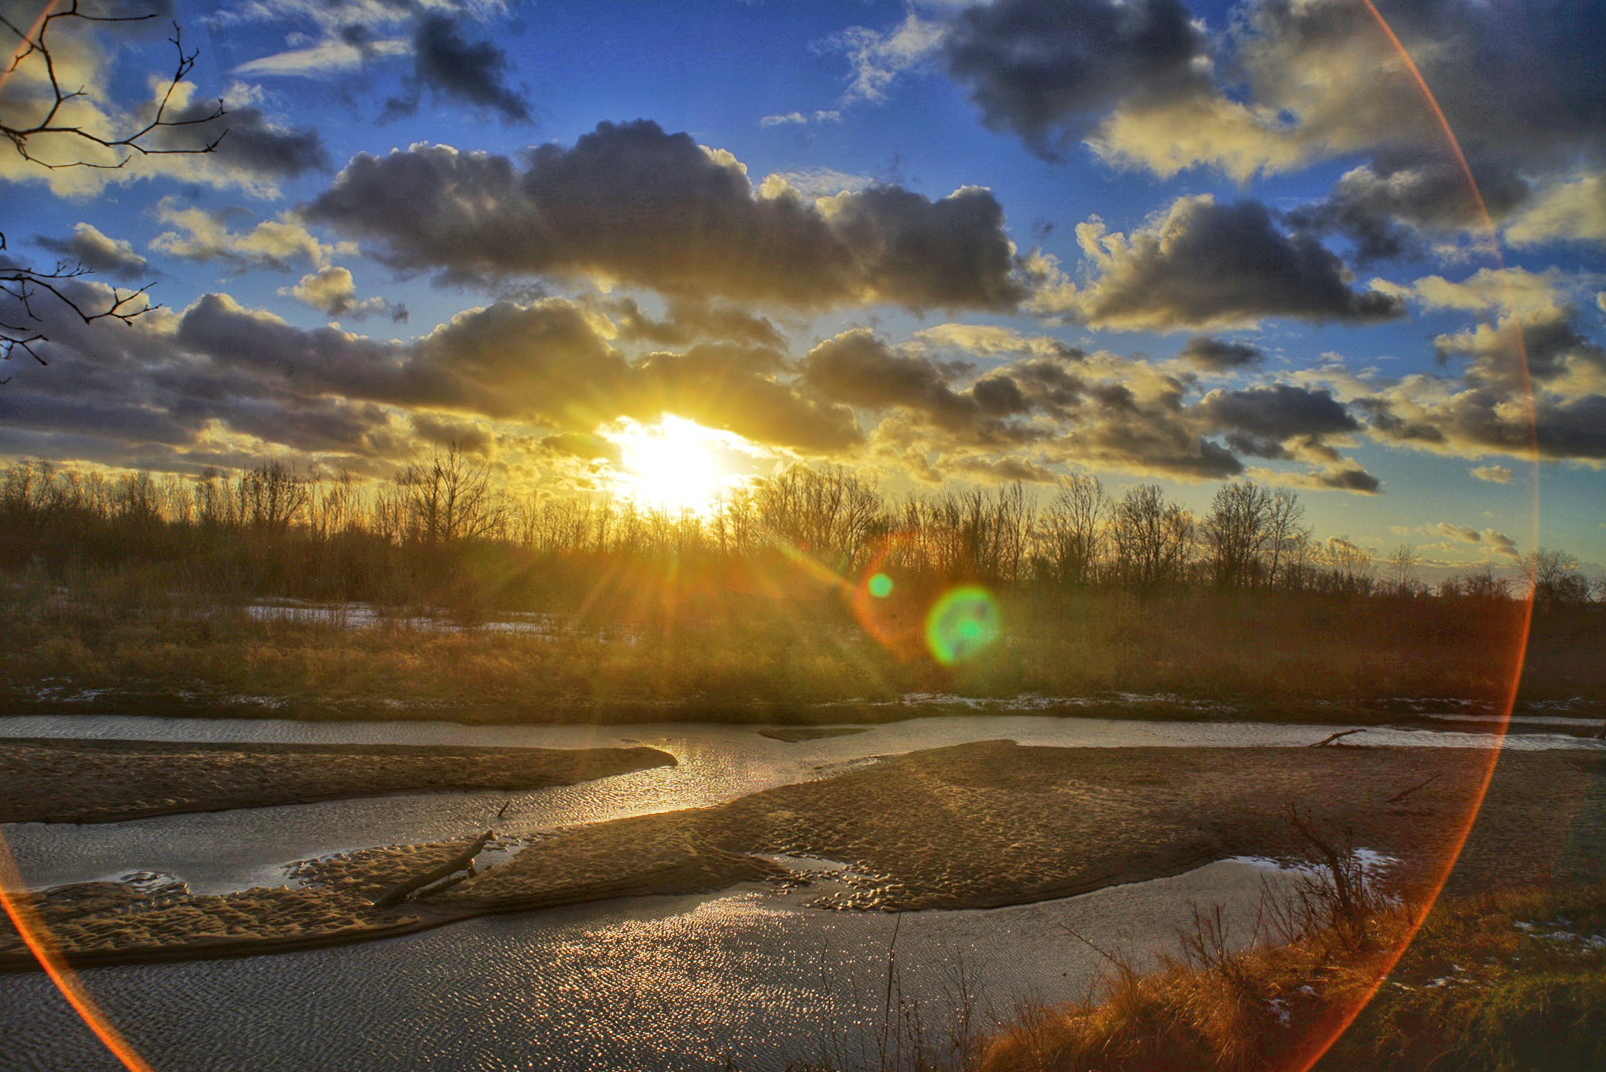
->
924, 585, 1001, 665
868, 572, 894, 598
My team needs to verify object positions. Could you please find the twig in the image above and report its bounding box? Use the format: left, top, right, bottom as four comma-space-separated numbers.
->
1385, 772, 1442, 804
878, 911, 901, 1071
1310, 728, 1366, 748
1053, 917, 1125, 969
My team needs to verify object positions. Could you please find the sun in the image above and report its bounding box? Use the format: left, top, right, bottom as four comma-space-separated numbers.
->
604, 416, 751, 515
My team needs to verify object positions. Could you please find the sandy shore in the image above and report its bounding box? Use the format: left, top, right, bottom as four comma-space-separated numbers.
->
441, 741, 1606, 913
0, 739, 675, 823
3, 741, 1602, 971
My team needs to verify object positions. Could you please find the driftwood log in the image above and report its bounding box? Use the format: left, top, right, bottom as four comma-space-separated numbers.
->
373, 831, 493, 909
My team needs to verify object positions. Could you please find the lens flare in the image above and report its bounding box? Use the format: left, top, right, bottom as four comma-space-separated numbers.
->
867, 573, 894, 598
924, 586, 1001, 665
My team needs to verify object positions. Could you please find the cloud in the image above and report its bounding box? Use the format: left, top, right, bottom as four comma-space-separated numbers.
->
409, 412, 493, 454
1504, 173, 1606, 248
803, 328, 1251, 482
1431, 522, 1520, 558
1360, 373, 1606, 464
1199, 383, 1359, 440
150, 200, 355, 271
157, 93, 331, 183
1401, 267, 1573, 316
627, 343, 863, 454
235, 37, 412, 79
279, 267, 390, 318
1434, 306, 1606, 396
1470, 464, 1513, 484
1286, 158, 1530, 262
801, 329, 988, 430
759, 110, 841, 128
383, 14, 532, 124
539, 431, 621, 464
309, 120, 1026, 310
608, 297, 785, 350
1039, 196, 1403, 330
35, 224, 149, 281
1177, 336, 1264, 372
827, 13, 947, 105
2, 272, 1424, 492
0, 34, 327, 197
1033, 0, 1606, 258
942, 0, 1206, 161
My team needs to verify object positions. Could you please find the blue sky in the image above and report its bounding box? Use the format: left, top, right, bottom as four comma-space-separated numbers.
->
2, 0, 1603, 575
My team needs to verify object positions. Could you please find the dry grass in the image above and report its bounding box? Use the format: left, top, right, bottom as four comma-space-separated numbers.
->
2, 577, 1565, 722
967, 875, 1606, 1072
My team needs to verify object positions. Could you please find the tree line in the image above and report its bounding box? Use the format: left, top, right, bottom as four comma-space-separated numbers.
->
0, 454, 1597, 609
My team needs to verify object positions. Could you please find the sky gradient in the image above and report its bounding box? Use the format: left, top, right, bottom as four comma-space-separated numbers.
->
2, 0, 1603, 576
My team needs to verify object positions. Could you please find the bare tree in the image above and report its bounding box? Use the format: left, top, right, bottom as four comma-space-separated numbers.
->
237, 461, 310, 533
1, 2, 224, 372
1522, 548, 1591, 610
1384, 543, 1423, 596
1203, 480, 1273, 590
1036, 474, 1108, 586
751, 464, 886, 572
395, 445, 506, 545
1317, 537, 1376, 595
1438, 564, 1512, 600
1110, 484, 1195, 589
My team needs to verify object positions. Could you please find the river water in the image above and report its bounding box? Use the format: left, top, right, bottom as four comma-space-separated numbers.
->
1, 712, 1598, 1071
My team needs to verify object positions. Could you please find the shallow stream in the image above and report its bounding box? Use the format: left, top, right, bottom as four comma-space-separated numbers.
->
1, 711, 1597, 1071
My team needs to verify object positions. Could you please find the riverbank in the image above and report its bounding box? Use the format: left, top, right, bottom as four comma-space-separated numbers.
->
6, 741, 1601, 972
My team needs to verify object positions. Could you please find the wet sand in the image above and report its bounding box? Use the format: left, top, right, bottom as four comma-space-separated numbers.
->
0, 738, 676, 823
4, 741, 1601, 972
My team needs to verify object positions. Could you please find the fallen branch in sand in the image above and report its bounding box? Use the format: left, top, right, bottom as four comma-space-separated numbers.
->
1310, 729, 1366, 748
1386, 773, 1443, 804
374, 831, 493, 909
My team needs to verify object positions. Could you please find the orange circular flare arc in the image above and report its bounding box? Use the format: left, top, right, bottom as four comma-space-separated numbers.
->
1292, 5, 1541, 1071
0, 843, 156, 1072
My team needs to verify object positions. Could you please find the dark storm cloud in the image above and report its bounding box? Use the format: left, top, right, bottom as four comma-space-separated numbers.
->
1177, 336, 1264, 372
941, 0, 1205, 160
410, 412, 493, 453
825, 184, 1025, 310
1311, 467, 1382, 493
35, 224, 149, 281
1199, 383, 1360, 440
159, 101, 330, 179
1069, 198, 1404, 329
1286, 156, 1533, 262
803, 329, 1252, 479
308, 121, 1025, 310
610, 297, 786, 350
2, 273, 863, 464
539, 432, 622, 464
1236, 0, 1604, 251
384, 14, 532, 125
802, 330, 963, 412
1362, 381, 1606, 463
800, 329, 1038, 442
1434, 306, 1606, 392
1070, 420, 1244, 479
630, 344, 863, 454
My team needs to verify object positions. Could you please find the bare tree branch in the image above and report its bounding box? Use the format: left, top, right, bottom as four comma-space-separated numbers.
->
1, 2, 225, 371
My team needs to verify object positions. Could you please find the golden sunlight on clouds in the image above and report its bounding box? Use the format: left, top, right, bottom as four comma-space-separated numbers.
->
603, 416, 763, 515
